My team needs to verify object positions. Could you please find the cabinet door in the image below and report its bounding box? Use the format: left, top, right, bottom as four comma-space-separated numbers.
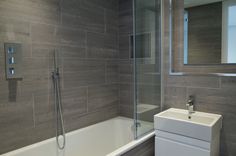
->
155, 137, 210, 156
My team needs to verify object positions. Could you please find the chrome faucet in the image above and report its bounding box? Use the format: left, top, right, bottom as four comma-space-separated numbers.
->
186, 95, 194, 119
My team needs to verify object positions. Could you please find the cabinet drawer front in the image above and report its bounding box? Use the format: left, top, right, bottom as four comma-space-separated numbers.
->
155, 137, 210, 156
156, 130, 210, 149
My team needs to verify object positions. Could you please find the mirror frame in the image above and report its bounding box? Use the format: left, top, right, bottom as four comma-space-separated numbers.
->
169, 0, 236, 76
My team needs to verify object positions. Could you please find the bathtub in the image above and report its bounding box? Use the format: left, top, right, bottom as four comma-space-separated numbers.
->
1, 117, 155, 156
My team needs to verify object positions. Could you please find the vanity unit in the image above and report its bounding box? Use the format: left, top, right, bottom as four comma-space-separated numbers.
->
154, 108, 222, 156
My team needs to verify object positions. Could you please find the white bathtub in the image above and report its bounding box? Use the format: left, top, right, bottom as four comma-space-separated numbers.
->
1, 117, 154, 156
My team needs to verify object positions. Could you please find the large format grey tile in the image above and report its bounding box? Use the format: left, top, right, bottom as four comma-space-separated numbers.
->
87, 32, 118, 50
166, 75, 220, 88
0, 98, 34, 133
0, 127, 34, 155
58, 27, 86, 46
82, 0, 118, 11
0, 17, 30, 42
0, 0, 60, 25
88, 84, 119, 111
31, 23, 58, 44
63, 59, 105, 73
61, 6, 105, 33
221, 77, 236, 88
106, 60, 119, 83
63, 70, 106, 88
87, 48, 119, 59
62, 87, 88, 117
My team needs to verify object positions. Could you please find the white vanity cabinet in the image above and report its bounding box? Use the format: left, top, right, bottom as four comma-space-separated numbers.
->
155, 130, 220, 156
154, 108, 222, 156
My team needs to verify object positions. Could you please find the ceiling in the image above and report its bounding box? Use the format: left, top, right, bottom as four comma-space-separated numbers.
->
184, 0, 223, 8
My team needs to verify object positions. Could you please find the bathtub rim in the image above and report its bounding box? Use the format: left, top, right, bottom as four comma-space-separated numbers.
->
106, 131, 155, 156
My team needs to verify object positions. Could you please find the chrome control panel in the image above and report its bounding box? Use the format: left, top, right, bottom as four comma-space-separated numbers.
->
4, 43, 23, 79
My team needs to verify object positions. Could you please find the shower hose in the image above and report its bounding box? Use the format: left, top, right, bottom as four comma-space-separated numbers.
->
52, 69, 66, 150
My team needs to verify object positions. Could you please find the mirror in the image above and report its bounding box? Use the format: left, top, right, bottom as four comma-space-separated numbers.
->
183, 0, 236, 65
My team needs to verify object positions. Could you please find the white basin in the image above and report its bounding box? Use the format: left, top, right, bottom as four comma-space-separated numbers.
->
154, 108, 222, 142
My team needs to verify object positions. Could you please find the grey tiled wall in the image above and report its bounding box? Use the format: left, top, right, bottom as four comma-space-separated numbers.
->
0, 0, 119, 154
163, 1, 236, 156
3, 1, 235, 156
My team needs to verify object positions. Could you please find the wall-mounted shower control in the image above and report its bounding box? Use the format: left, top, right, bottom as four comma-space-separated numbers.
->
4, 43, 23, 79
7, 47, 15, 54
9, 68, 15, 75
9, 57, 15, 64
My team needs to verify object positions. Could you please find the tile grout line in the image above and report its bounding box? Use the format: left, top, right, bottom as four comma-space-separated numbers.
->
219, 77, 222, 89
86, 86, 89, 113
105, 61, 107, 83
85, 31, 88, 58
32, 94, 36, 128
104, 8, 107, 33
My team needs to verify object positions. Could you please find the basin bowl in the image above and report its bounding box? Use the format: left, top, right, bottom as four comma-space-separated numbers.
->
154, 108, 222, 142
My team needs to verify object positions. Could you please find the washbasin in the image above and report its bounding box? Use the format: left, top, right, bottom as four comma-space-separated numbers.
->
154, 108, 222, 142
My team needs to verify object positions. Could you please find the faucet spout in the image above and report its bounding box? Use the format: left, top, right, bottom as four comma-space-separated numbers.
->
186, 96, 195, 119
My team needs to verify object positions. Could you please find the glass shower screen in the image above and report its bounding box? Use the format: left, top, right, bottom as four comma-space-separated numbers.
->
133, 0, 162, 138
